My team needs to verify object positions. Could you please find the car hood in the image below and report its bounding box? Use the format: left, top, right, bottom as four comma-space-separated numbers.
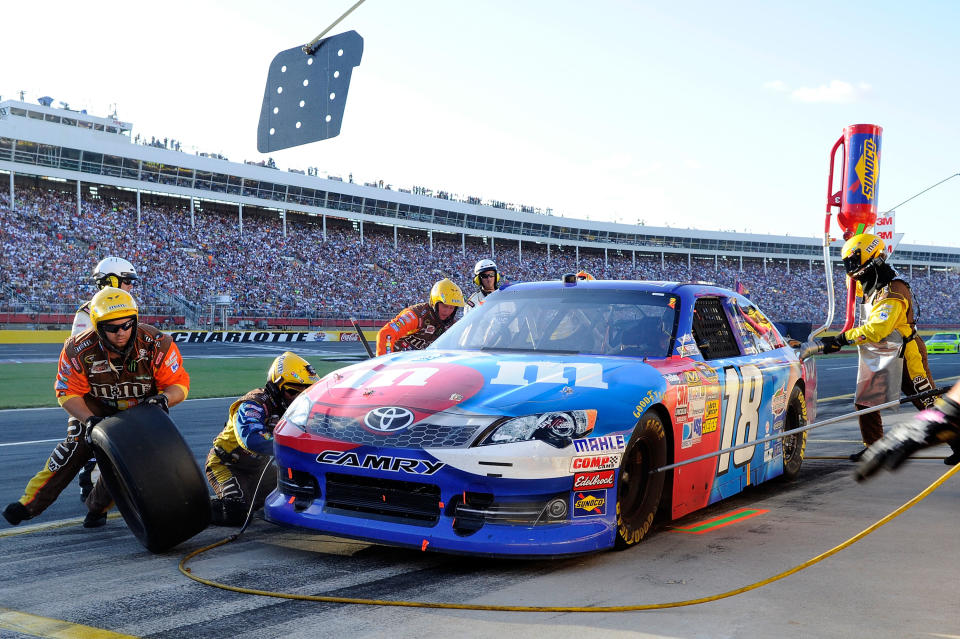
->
304, 349, 668, 423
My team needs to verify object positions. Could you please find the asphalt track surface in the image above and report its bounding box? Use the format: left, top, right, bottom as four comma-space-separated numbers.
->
1, 346, 959, 639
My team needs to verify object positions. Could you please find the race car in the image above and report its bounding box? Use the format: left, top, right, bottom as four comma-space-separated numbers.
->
925, 332, 960, 354
264, 280, 816, 556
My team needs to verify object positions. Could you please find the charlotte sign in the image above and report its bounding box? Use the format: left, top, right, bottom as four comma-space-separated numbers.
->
165, 330, 367, 343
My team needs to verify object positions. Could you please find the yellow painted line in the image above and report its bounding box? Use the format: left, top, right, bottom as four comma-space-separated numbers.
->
0, 607, 136, 638
817, 375, 960, 403
0, 513, 122, 539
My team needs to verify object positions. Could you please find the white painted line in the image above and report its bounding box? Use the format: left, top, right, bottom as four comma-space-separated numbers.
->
0, 395, 238, 414
0, 438, 63, 447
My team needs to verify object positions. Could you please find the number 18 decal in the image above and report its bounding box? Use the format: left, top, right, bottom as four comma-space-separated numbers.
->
717, 364, 763, 474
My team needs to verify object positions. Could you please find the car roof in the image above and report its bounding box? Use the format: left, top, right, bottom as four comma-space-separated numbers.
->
501, 279, 738, 298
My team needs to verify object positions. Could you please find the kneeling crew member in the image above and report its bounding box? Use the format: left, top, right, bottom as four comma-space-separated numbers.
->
377, 278, 464, 356
3, 288, 189, 528
206, 351, 320, 526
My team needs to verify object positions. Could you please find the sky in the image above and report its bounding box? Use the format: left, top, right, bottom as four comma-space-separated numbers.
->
2, 0, 958, 247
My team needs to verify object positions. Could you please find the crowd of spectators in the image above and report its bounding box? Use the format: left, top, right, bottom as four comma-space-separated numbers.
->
2, 186, 959, 328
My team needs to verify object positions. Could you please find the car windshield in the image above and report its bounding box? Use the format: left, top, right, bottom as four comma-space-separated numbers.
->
433, 287, 678, 357
930, 333, 958, 342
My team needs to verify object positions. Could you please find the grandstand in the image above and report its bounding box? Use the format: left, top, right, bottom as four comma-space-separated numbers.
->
2, 97, 959, 330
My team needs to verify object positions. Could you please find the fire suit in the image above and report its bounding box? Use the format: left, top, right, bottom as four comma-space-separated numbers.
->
14, 324, 189, 518
205, 388, 281, 514
71, 301, 93, 336
465, 289, 496, 315
842, 279, 933, 445
376, 302, 457, 356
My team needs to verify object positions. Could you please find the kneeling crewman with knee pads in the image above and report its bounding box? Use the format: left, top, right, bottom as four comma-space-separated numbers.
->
205, 351, 320, 526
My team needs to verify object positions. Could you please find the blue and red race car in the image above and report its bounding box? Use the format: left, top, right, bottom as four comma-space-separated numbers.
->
264, 280, 816, 556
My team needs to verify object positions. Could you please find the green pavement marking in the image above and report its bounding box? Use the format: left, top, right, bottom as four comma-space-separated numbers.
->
671, 507, 768, 534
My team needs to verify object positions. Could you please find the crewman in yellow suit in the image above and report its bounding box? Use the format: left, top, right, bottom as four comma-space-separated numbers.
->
820, 233, 941, 460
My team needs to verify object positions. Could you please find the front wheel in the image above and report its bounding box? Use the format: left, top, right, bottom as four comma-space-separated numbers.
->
615, 411, 667, 549
780, 385, 808, 480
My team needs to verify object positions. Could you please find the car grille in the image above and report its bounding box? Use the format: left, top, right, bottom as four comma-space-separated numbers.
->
324, 472, 441, 526
306, 414, 478, 448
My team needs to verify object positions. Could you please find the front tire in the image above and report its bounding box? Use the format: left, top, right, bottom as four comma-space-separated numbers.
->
781, 386, 808, 480
89, 404, 210, 553
615, 411, 667, 549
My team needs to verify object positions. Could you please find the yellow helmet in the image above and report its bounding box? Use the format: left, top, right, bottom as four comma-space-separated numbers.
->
268, 351, 320, 392
89, 287, 138, 329
576, 270, 595, 281
841, 233, 885, 279
430, 278, 465, 308
267, 351, 320, 407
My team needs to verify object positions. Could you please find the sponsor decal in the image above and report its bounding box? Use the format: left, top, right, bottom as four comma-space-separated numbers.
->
88, 381, 153, 401
490, 361, 608, 389
573, 434, 626, 453
316, 450, 444, 475
632, 389, 662, 418
424, 325, 436, 335
664, 373, 681, 385
363, 406, 416, 433
89, 359, 111, 374
573, 470, 615, 490
679, 343, 700, 357
702, 417, 718, 434
689, 385, 706, 418
339, 332, 361, 342
683, 370, 701, 385
694, 362, 718, 382
166, 352, 180, 373
570, 454, 621, 472
573, 490, 607, 517
675, 385, 689, 418
855, 138, 878, 199
705, 399, 720, 420
74, 339, 92, 351
681, 418, 703, 448
771, 386, 787, 417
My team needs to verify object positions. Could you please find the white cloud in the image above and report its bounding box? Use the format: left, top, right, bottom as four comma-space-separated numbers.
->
791, 80, 870, 103
763, 79, 872, 103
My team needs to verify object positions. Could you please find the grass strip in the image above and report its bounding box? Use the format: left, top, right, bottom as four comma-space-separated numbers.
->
0, 357, 349, 409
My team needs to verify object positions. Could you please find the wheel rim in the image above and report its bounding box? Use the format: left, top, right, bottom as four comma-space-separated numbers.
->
618, 439, 650, 518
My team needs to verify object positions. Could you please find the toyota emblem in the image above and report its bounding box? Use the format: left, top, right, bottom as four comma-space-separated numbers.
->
363, 406, 415, 433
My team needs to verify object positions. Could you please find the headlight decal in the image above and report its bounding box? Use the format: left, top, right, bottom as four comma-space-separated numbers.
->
477, 409, 596, 448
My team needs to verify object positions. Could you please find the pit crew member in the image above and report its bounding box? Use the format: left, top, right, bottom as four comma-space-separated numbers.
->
465, 259, 501, 315
376, 278, 464, 356
2, 288, 189, 529
72, 256, 140, 501
820, 233, 939, 461
205, 351, 320, 526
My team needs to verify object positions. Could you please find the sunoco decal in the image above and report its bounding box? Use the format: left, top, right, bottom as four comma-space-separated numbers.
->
573, 490, 607, 517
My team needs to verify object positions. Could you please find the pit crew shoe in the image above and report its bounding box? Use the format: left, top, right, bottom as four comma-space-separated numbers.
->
83, 510, 108, 528
3, 502, 31, 526
78, 460, 96, 502
849, 448, 868, 462
945, 448, 960, 466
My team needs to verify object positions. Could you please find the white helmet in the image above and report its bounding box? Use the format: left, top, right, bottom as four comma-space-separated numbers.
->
473, 259, 500, 287
92, 256, 138, 289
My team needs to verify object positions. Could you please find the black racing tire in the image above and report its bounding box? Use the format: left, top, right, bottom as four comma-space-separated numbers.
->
780, 385, 808, 481
615, 411, 667, 549
89, 404, 210, 553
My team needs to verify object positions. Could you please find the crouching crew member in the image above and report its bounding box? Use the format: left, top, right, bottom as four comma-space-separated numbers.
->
3, 288, 189, 528
376, 278, 464, 356
205, 351, 320, 526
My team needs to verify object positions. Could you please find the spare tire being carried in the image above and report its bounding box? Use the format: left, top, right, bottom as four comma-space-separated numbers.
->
89, 404, 210, 553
